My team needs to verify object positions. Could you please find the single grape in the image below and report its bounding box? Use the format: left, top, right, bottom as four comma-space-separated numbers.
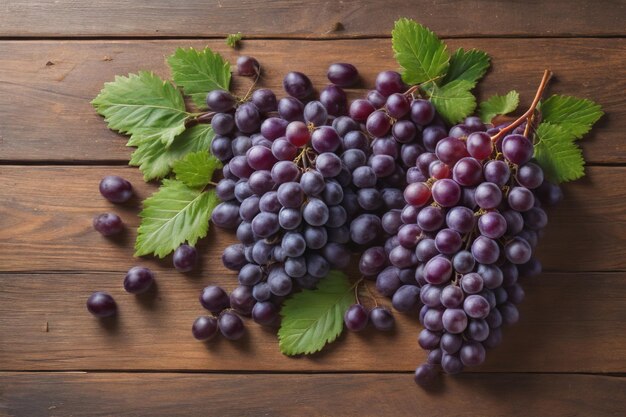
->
283, 71, 313, 99
237, 56, 260, 76
483, 160, 511, 186
278, 97, 305, 122
206, 89, 235, 112
173, 244, 197, 272
441, 285, 464, 308
502, 134, 533, 165
459, 341, 486, 366
320, 85, 347, 116
229, 286, 256, 316
344, 304, 369, 331
478, 211, 507, 239
86, 292, 117, 318
414, 364, 438, 387
218, 311, 245, 340
235, 102, 261, 133
252, 301, 279, 326
327, 62, 358, 87
464, 295, 491, 319
192, 316, 218, 341
304, 100, 328, 126
123, 266, 154, 294
410, 99, 435, 126
93, 213, 124, 236
474, 182, 502, 209
432, 179, 461, 207
386, 93, 410, 118
222, 244, 247, 270
375, 70, 404, 97
366, 110, 391, 137
369, 307, 395, 331
99, 175, 133, 203
418, 329, 441, 350
466, 131, 493, 160
199, 285, 230, 313
442, 308, 468, 334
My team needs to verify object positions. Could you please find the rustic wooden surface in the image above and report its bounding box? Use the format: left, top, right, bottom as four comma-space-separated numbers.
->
0, 1, 625, 416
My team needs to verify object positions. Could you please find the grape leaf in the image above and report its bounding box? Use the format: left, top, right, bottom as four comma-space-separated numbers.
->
226, 33, 242, 48
425, 80, 476, 125
278, 271, 353, 356
173, 151, 222, 188
392, 18, 450, 85
168, 47, 231, 109
534, 122, 584, 183
540, 95, 603, 139
92, 71, 189, 146
135, 179, 219, 258
129, 124, 215, 181
479, 91, 520, 123
442, 48, 490, 85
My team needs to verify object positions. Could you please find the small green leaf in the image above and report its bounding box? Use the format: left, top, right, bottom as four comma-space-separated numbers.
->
92, 71, 189, 146
425, 80, 476, 125
129, 124, 215, 181
540, 95, 603, 139
135, 179, 219, 258
534, 122, 585, 183
167, 47, 231, 109
392, 18, 450, 85
278, 271, 354, 356
479, 91, 520, 123
173, 151, 222, 188
226, 33, 243, 48
442, 48, 490, 85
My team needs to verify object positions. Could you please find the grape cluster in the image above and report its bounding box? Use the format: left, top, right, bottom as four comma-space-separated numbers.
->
380, 118, 562, 386
205, 62, 364, 333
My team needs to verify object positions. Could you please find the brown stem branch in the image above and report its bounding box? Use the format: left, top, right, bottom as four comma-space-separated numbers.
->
491, 69, 553, 143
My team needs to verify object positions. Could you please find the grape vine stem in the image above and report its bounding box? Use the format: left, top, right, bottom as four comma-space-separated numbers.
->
490, 69, 553, 143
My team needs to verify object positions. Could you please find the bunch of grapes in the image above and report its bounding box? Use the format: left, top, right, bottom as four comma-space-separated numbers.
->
384, 119, 562, 386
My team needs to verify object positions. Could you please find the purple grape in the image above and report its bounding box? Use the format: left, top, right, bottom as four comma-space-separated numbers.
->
173, 244, 197, 272
93, 213, 124, 236
192, 316, 218, 341
327, 63, 358, 87
218, 311, 245, 340
375, 70, 404, 96
344, 304, 369, 331
283, 71, 313, 99
123, 266, 154, 294
370, 307, 395, 331
237, 56, 260, 76
99, 175, 133, 203
86, 291, 117, 318
251, 88, 277, 113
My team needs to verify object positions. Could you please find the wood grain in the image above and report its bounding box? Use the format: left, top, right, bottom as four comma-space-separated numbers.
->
0, 38, 623, 163
1, 372, 624, 417
0, 271, 623, 372
1, 166, 624, 273
1, 0, 624, 38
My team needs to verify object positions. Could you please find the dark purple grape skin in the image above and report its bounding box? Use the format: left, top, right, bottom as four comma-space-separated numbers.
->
192, 316, 218, 341
123, 266, 154, 294
283, 71, 313, 99
86, 292, 117, 318
206, 89, 235, 112
99, 175, 133, 203
251, 88, 277, 113
414, 363, 438, 387
251, 301, 280, 326
370, 307, 395, 331
199, 285, 230, 313
344, 304, 369, 331
218, 311, 245, 340
93, 213, 124, 236
327, 63, 359, 87
173, 244, 198, 272
237, 56, 260, 76
229, 286, 256, 316
375, 71, 404, 97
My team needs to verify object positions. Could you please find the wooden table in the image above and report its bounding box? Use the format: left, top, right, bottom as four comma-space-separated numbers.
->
1, 1, 625, 416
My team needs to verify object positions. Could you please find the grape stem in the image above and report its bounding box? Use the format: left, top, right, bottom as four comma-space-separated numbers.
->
185, 111, 216, 127
490, 69, 553, 143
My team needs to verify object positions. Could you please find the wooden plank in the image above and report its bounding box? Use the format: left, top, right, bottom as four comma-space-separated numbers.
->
1, 372, 624, 417
0, 0, 624, 38
1, 166, 624, 273
0, 38, 623, 163
0, 271, 623, 372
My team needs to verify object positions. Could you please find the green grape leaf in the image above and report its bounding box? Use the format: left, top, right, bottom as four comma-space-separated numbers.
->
425, 80, 476, 125
534, 122, 584, 183
92, 71, 189, 147
278, 271, 353, 356
173, 151, 222, 188
392, 18, 450, 85
479, 90, 520, 123
129, 124, 215, 181
226, 33, 243, 48
167, 47, 232, 109
135, 179, 219, 258
540, 95, 603, 139
442, 48, 490, 85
